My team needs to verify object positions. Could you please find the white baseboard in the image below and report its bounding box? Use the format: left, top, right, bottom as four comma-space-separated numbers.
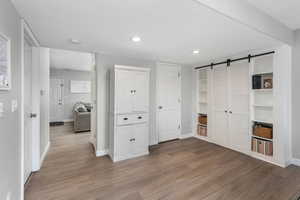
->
291, 158, 300, 166
180, 132, 194, 139
40, 142, 50, 167
96, 149, 109, 157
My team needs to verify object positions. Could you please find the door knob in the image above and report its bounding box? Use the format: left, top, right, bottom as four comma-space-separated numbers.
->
229, 111, 233, 114
225, 110, 228, 113
158, 106, 163, 109
30, 113, 37, 118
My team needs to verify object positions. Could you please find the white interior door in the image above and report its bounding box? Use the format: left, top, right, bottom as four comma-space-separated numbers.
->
212, 65, 229, 147
157, 64, 181, 142
90, 66, 97, 143
24, 38, 33, 183
228, 61, 250, 153
50, 79, 64, 122
115, 70, 134, 114
132, 71, 149, 113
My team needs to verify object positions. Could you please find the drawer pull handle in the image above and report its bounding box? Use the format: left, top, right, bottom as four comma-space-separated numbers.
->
130, 138, 135, 142
123, 118, 128, 121
138, 116, 142, 119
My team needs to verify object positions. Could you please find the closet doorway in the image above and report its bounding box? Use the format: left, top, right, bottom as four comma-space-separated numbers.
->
156, 63, 182, 142
211, 61, 250, 153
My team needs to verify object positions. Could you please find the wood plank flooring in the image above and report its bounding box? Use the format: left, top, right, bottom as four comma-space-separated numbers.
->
25, 124, 300, 200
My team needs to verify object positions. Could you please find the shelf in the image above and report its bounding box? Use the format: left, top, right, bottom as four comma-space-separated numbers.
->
252, 135, 273, 142
198, 124, 207, 127
253, 72, 273, 76
198, 112, 208, 115
253, 89, 273, 92
253, 104, 273, 109
252, 119, 273, 124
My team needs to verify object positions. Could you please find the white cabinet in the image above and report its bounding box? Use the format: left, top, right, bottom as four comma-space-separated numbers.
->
132, 71, 149, 112
110, 65, 150, 162
115, 68, 149, 114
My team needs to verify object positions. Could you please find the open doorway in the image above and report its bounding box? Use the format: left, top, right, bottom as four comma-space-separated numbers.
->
49, 49, 96, 154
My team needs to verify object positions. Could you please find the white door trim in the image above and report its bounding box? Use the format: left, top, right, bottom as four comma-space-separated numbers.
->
155, 62, 182, 144
21, 19, 40, 200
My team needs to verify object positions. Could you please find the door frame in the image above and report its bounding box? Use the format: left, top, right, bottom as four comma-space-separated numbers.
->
21, 19, 40, 199
155, 62, 182, 144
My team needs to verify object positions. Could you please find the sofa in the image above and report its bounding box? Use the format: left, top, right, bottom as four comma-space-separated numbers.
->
73, 102, 92, 133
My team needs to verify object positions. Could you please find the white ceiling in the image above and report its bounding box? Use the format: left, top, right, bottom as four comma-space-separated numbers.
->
50, 49, 94, 71
246, 0, 300, 30
13, 0, 281, 65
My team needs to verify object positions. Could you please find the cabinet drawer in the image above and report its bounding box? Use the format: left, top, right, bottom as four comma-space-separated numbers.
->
132, 113, 148, 124
117, 115, 133, 126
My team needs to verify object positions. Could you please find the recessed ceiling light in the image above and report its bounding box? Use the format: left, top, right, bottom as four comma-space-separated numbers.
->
131, 36, 141, 43
70, 39, 80, 44
193, 50, 200, 54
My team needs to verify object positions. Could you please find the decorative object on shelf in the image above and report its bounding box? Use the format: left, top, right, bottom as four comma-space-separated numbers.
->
197, 113, 208, 137
252, 73, 273, 90
251, 137, 273, 156
253, 122, 273, 139
263, 76, 273, 89
252, 75, 262, 89
197, 124, 207, 136
0, 33, 11, 90
198, 114, 207, 125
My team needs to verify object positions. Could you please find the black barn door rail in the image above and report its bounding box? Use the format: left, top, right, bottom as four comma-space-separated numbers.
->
194, 51, 275, 70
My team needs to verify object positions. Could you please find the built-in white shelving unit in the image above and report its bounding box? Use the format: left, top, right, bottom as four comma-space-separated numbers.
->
196, 69, 209, 138
250, 55, 274, 160
193, 48, 291, 168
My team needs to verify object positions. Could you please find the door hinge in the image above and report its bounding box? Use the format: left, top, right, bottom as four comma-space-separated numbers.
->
178, 125, 181, 129
178, 72, 181, 78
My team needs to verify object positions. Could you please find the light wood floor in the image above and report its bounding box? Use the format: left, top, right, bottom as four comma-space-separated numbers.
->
25, 125, 300, 200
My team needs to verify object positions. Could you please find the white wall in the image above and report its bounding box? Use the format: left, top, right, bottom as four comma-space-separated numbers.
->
39, 48, 50, 160
50, 68, 92, 121
95, 54, 193, 154
181, 67, 193, 135
273, 45, 292, 166
292, 30, 300, 160
0, 0, 22, 199
195, 0, 294, 45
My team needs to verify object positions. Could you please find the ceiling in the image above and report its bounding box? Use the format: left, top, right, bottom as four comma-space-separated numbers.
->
50, 49, 94, 71
246, 0, 300, 30
13, 0, 281, 65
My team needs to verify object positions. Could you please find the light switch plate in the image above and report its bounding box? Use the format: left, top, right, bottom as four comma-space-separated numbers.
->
11, 100, 17, 112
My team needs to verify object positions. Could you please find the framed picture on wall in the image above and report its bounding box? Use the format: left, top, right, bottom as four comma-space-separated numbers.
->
0, 33, 11, 90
